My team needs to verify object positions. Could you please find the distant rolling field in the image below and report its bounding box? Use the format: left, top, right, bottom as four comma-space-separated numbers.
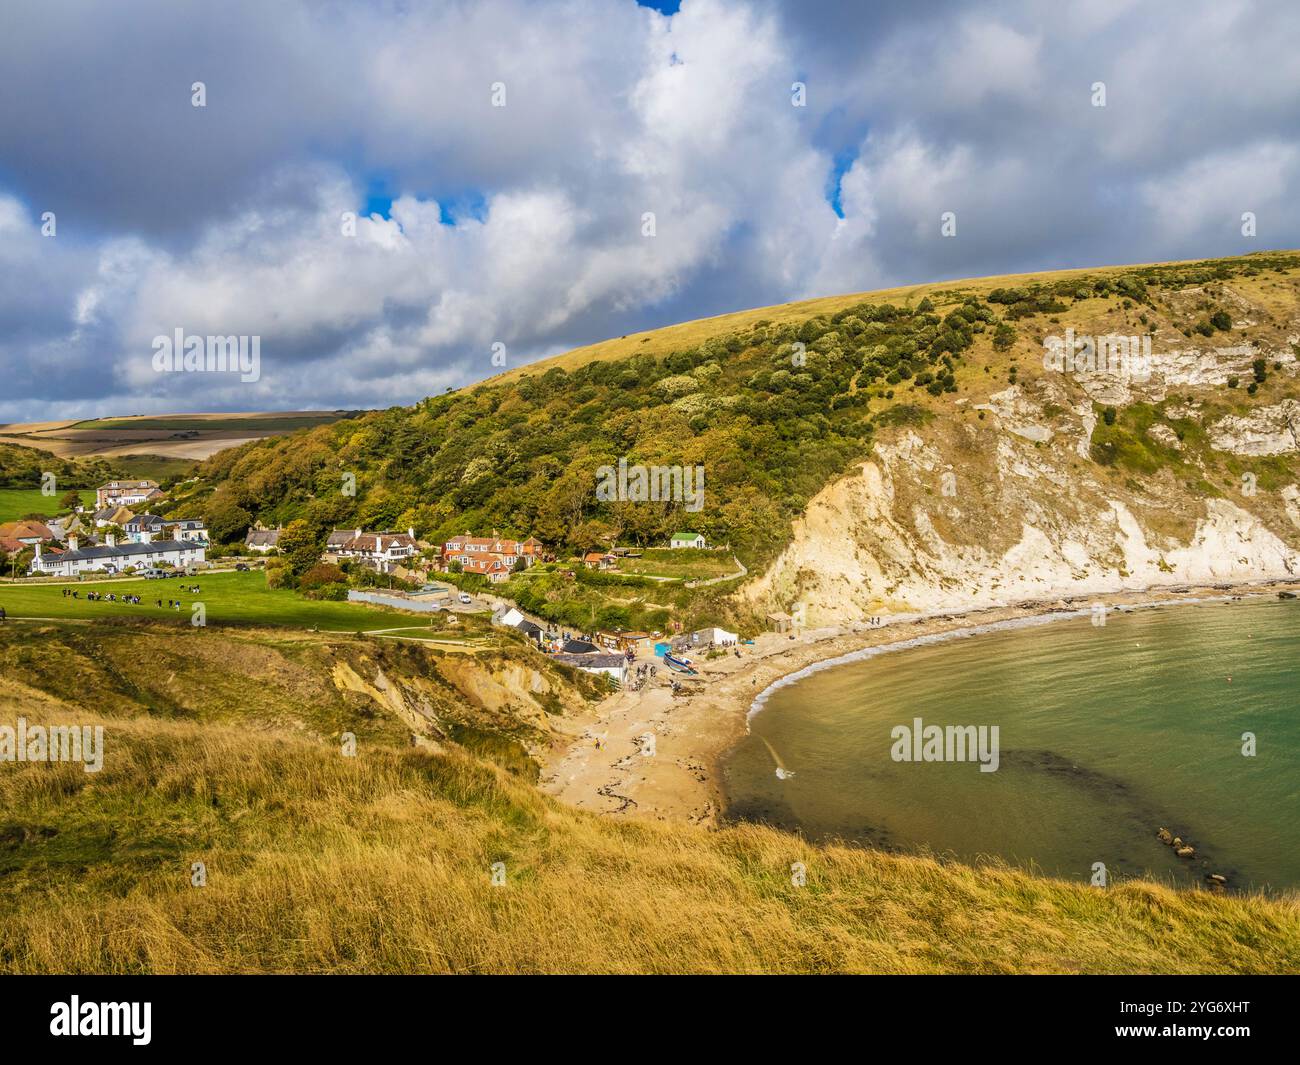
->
0, 409, 360, 463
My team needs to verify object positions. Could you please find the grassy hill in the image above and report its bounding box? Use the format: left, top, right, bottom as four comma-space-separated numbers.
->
179, 249, 1300, 630
2, 623, 1295, 974
0, 441, 121, 492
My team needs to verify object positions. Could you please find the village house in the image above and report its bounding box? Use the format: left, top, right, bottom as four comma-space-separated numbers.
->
461, 556, 512, 583
30, 532, 206, 578
93, 504, 135, 529
443, 533, 543, 570
551, 652, 629, 687
583, 551, 617, 570
0, 536, 28, 557
95, 479, 164, 509
323, 528, 418, 573
669, 531, 707, 549
0, 520, 56, 546
244, 527, 282, 553
168, 519, 208, 543
493, 606, 546, 644
124, 513, 166, 542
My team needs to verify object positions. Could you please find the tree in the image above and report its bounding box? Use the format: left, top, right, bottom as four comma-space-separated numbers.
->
205, 492, 254, 545
59, 490, 82, 511
277, 519, 321, 579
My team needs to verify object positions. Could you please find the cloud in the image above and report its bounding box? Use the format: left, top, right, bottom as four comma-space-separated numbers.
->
0, 0, 1298, 420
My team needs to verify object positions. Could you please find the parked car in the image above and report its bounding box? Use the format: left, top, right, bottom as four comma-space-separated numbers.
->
141, 569, 167, 580
235, 563, 249, 571
458, 592, 472, 605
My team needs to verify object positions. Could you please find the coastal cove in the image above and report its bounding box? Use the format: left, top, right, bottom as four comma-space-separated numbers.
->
722, 595, 1300, 893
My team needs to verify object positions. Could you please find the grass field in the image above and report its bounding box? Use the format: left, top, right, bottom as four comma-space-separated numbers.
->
1, 681, 1295, 973
0, 488, 93, 523
618, 548, 741, 580
0, 570, 420, 631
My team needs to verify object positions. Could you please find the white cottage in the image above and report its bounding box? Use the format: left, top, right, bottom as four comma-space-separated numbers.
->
31, 533, 206, 578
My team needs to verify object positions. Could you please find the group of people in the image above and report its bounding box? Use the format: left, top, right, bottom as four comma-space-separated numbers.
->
63, 587, 184, 610
628, 662, 658, 691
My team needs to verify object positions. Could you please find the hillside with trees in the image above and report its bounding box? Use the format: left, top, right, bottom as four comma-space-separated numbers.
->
182, 251, 1300, 624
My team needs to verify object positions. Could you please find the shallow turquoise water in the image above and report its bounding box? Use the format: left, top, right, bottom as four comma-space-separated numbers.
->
722, 598, 1300, 892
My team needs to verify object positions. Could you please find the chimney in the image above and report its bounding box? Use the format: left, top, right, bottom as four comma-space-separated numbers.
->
141, 530, 152, 545
106, 533, 116, 548
34, 542, 41, 559
408, 526, 415, 539
355, 528, 362, 540
68, 536, 78, 552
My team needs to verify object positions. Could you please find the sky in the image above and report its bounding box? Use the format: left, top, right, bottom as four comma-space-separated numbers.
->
1, 0, 1298, 421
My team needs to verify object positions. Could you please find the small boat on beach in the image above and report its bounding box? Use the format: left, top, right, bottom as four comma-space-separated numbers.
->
663, 653, 698, 675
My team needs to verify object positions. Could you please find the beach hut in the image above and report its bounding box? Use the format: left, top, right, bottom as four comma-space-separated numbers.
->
766, 611, 792, 633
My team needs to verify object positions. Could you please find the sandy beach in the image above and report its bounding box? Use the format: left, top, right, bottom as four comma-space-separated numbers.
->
537, 577, 1300, 826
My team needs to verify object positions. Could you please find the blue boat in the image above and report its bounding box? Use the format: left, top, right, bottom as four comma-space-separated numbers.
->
663, 652, 697, 675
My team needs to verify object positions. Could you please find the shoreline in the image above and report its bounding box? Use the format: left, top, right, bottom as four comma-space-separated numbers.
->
537, 575, 1300, 827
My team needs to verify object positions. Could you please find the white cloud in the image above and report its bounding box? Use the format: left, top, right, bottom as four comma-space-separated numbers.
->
1, 0, 1299, 419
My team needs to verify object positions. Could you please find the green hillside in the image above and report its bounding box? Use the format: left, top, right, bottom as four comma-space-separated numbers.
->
0, 441, 121, 492
179, 251, 1300, 626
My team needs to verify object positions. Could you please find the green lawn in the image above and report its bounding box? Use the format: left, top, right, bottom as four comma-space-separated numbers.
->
0, 488, 93, 524
618, 548, 740, 580
0, 570, 416, 631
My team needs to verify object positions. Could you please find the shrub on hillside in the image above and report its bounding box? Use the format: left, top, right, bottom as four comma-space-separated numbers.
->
298, 563, 347, 592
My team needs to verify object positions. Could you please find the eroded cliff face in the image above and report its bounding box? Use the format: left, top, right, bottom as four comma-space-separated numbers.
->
745, 341, 1300, 625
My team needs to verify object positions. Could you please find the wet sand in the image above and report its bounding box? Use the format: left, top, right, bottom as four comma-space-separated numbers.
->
536, 578, 1300, 826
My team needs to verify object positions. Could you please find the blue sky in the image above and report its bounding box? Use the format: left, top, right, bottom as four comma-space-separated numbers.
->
0, 0, 1297, 420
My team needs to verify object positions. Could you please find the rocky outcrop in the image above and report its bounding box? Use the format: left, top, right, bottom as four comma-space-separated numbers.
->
744, 371, 1300, 624
1209, 399, 1300, 456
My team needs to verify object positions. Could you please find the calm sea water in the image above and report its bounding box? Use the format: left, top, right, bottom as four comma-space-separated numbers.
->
722, 598, 1300, 892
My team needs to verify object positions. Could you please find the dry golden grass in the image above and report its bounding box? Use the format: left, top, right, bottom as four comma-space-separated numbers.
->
2, 704, 1297, 974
